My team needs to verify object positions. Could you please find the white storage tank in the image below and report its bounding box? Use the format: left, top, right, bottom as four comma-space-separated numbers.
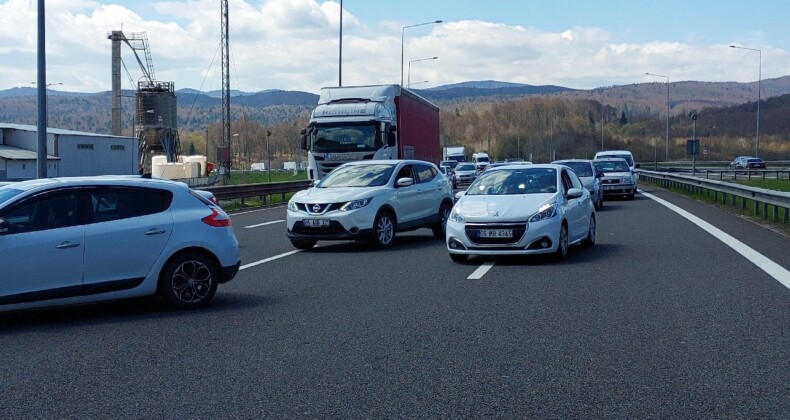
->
184, 155, 207, 177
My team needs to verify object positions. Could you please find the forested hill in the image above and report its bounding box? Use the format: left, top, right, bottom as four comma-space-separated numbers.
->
1, 76, 790, 134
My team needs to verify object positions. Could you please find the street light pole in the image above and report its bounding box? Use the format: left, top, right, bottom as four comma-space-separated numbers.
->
338, 0, 342, 86
730, 45, 761, 157
266, 130, 272, 183
401, 20, 442, 86
645, 72, 670, 162
408, 56, 438, 88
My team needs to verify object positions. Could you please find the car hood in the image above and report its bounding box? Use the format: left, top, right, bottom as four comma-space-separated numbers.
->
293, 186, 384, 203
456, 193, 556, 222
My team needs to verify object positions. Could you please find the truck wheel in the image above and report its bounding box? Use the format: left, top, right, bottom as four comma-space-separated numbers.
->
372, 211, 396, 248
432, 202, 452, 239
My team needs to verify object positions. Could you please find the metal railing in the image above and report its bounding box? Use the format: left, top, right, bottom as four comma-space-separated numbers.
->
638, 169, 790, 223
199, 180, 312, 206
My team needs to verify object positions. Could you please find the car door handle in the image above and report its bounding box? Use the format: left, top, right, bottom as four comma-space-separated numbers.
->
144, 228, 167, 236
55, 241, 80, 249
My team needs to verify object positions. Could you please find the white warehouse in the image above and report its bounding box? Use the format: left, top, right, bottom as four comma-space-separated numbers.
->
0, 123, 138, 181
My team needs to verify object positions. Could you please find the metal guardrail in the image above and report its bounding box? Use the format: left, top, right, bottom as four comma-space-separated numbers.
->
199, 180, 312, 204
638, 169, 790, 223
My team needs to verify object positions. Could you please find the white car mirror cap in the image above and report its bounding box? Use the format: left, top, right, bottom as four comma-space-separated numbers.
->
397, 177, 414, 187
567, 188, 584, 199
454, 191, 466, 200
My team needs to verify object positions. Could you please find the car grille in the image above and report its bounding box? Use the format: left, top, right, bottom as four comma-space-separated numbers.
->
464, 222, 527, 245
297, 203, 343, 215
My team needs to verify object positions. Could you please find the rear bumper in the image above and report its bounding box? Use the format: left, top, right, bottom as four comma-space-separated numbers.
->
219, 259, 240, 283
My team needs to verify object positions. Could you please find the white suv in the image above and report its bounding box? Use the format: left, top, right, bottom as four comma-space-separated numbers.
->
287, 160, 454, 249
0, 176, 240, 312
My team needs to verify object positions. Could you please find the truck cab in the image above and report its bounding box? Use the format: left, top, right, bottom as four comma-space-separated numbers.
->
300, 85, 439, 181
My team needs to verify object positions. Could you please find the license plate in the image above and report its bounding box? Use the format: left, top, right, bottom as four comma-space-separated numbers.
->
478, 229, 512, 238
303, 219, 330, 227
604, 185, 620, 190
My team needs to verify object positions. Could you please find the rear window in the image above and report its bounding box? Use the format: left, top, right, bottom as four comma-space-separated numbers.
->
598, 154, 634, 166
747, 158, 763, 163
560, 162, 594, 177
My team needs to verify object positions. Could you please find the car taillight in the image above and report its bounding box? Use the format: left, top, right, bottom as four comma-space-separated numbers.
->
202, 208, 232, 227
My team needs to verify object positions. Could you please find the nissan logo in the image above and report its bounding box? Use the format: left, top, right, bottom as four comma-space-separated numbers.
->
312, 204, 322, 213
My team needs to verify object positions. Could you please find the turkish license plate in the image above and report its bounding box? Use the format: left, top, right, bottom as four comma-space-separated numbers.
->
478, 229, 513, 238
303, 218, 330, 227
604, 185, 620, 190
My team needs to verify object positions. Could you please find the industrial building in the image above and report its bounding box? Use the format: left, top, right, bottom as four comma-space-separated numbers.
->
0, 123, 138, 181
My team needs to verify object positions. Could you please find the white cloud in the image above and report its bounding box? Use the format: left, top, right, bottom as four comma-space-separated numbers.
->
1, 0, 788, 93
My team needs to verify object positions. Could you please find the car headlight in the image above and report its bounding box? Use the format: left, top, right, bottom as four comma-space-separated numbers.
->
528, 203, 558, 223
449, 208, 465, 223
287, 200, 299, 212
339, 197, 372, 211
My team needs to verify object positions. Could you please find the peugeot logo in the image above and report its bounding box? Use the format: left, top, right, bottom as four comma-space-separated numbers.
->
312, 204, 322, 213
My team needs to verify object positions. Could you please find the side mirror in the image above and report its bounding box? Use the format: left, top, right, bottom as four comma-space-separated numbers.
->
387, 132, 396, 147
454, 191, 466, 201
596, 171, 604, 178
566, 188, 584, 199
396, 177, 414, 187
635, 163, 641, 169
299, 128, 308, 150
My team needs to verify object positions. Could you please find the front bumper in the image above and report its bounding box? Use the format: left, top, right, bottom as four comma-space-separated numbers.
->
286, 208, 375, 241
446, 218, 560, 256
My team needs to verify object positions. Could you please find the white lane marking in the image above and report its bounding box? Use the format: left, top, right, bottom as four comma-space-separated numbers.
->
240, 250, 302, 271
641, 190, 790, 290
468, 260, 496, 280
244, 220, 285, 229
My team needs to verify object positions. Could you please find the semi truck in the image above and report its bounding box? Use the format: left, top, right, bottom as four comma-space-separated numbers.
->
442, 146, 466, 163
300, 84, 440, 180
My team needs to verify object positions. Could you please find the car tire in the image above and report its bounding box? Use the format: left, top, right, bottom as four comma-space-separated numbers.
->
449, 253, 468, 263
554, 222, 569, 261
432, 202, 452, 239
582, 215, 596, 248
290, 239, 317, 250
628, 189, 636, 200
595, 195, 603, 210
160, 252, 218, 310
372, 210, 396, 248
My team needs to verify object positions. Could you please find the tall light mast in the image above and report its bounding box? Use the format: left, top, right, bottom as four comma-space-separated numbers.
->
221, 0, 231, 177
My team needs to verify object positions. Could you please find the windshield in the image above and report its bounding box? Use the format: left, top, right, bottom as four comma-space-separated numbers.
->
598, 154, 634, 166
456, 163, 476, 172
467, 168, 557, 195
310, 124, 381, 153
318, 164, 395, 188
595, 160, 630, 172
560, 162, 594, 177
0, 187, 24, 204
476, 156, 490, 163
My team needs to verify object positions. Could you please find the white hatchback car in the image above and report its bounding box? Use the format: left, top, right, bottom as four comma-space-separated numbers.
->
0, 176, 240, 312
446, 164, 596, 262
287, 160, 454, 249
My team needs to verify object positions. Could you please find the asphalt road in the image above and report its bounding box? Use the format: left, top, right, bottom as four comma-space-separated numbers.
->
1, 184, 788, 418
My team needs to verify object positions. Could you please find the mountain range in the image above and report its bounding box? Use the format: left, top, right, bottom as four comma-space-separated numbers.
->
1, 77, 789, 134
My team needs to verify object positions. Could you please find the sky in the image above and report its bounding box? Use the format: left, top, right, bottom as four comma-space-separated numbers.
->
2, 0, 789, 94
